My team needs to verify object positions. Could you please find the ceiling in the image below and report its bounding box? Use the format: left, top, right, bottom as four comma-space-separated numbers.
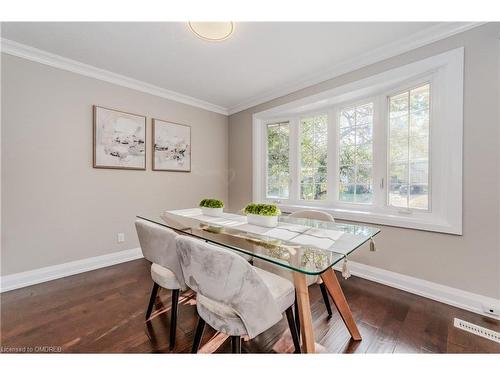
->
1, 22, 477, 114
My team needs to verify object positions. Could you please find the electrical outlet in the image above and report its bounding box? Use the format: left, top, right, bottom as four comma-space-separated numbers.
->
117, 233, 125, 243
482, 303, 499, 317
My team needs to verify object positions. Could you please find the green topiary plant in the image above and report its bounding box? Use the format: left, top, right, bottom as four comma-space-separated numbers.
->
199, 198, 224, 208
243, 203, 281, 216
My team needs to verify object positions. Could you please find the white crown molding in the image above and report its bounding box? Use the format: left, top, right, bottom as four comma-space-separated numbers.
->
333, 260, 500, 320
0, 23, 487, 117
227, 22, 485, 115
0, 38, 229, 116
0, 248, 143, 293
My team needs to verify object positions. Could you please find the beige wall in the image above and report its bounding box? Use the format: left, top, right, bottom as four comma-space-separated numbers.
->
1, 54, 228, 275
2, 24, 499, 301
228, 23, 500, 299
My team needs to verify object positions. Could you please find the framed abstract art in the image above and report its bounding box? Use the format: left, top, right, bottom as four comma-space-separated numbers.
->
93, 105, 146, 170
152, 119, 191, 172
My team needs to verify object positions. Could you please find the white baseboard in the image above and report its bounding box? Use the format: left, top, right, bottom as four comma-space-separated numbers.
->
0, 248, 143, 293
1, 248, 498, 321
333, 260, 500, 320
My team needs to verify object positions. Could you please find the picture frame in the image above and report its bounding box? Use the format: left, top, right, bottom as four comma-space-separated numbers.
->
152, 118, 191, 172
93, 105, 146, 170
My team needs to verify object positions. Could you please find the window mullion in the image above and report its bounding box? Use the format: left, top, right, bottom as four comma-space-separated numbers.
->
289, 118, 300, 202
406, 90, 411, 209
327, 109, 337, 205
372, 95, 387, 208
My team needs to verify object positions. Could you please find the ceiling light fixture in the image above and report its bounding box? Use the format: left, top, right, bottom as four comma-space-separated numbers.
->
188, 22, 234, 41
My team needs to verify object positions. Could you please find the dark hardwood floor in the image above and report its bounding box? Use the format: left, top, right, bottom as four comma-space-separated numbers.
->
1, 259, 499, 353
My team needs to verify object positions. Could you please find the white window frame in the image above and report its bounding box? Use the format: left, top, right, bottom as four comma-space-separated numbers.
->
252, 48, 463, 234
385, 80, 433, 213
297, 111, 329, 202
263, 119, 292, 201
333, 96, 378, 208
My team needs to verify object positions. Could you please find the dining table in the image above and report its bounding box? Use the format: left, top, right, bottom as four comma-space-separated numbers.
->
137, 208, 380, 353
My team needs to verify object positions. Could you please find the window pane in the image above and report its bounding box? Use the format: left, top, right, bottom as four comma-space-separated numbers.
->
356, 164, 373, 203
389, 161, 408, 208
410, 110, 429, 138
340, 108, 355, 128
357, 143, 373, 164
339, 127, 356, 147
410, 84, 430, 112
339, 165, 355, 202
409, 136, 429, 160
301, 184, 314, 200
389, 92, 408, 117
390, 114, 409, 139
409, 161, 428, 209
389, 134, 408, 162
300, 115, 327, 200
266, 122, 289, 199
338, 103, 374, 203
356, 125, 372, 144
356, 104, 373, 125
388, 84, 430, 210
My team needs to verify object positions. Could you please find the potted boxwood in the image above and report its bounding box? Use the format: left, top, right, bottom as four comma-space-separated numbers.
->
199, 198, 224, 217
244, 203, 281, 227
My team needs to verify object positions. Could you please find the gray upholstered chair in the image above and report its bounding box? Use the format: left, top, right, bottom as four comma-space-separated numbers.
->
176, 236, 301, 354
135, 219, 186, 350
253, 209, 334, 334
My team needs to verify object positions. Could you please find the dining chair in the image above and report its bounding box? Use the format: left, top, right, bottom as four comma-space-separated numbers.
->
135, 218, 186, 350
253, 209, 334, 335
176, 236, 301, 354
289, 209, 335, 223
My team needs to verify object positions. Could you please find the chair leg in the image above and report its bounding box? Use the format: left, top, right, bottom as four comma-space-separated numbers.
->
231, 336, 241, 354
145, 282, 160, 320
191, 316, 206, 353
169, 289, 180, 350
294, 296, 300, 340
319, 283, 333, 318
285, 307, 301, 353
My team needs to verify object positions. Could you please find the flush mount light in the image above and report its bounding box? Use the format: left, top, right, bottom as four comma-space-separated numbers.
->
188, 22, 234, 41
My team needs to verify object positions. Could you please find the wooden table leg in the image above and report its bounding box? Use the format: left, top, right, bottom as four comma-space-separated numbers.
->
320, 268, 361, 341
293, 272, 316, 353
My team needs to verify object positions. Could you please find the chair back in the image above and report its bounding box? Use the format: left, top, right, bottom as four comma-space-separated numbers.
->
289, 209, 335, 222
176, 236, 282, 338
135, 219, 185, 289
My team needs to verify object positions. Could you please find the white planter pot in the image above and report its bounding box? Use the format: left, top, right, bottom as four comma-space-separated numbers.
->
201, 207, 223, 217
247, 214, 278, 228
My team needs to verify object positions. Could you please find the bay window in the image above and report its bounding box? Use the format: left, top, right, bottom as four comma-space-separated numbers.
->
253, 48, 463, 234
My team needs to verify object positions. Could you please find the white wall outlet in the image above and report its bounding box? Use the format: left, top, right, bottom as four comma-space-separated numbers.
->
482, 303, 499, 317
117, 233, 125, 243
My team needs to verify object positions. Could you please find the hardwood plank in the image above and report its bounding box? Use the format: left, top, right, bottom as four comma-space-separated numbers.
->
393, 298, 453, 353
1, 259, 499, 354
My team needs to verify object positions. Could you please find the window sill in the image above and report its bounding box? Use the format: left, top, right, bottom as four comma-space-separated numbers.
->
277, 203, 462, 235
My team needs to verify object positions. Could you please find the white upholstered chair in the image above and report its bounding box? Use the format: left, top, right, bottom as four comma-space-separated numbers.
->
253, 209, 335, 335
135, 218, 186, 350
176, 236, 301, 353
289, 209, 335, 222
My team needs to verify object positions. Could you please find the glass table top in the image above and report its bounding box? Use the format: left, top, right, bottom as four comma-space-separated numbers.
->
137, 208, 380, 276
